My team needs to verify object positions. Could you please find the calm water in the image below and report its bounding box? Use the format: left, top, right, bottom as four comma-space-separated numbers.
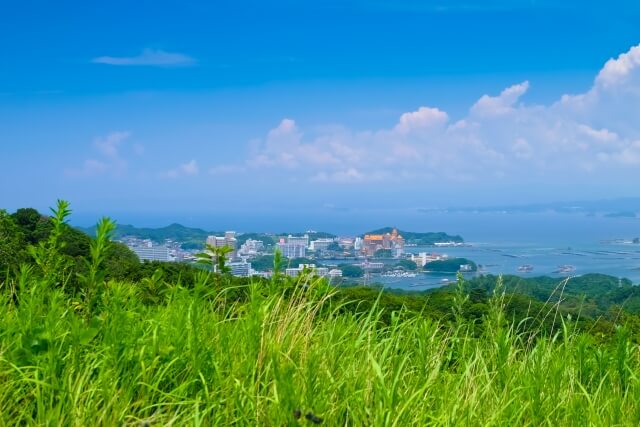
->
329, 238, 640, 290
75, 209, 640, 288
314, 212, 640, 289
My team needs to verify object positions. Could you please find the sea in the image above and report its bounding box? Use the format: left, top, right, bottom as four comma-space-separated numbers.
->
76, 209, 640, 289
321, 211, 640, 290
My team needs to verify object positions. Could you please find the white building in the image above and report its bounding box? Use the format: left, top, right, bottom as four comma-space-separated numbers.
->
285, 264, 329, 278
287, 234, 309, 248
360, 261, 384, 271
338, 238, 355, 249
354, 237, 363, 251
238, 239, 264, 256
277, 240, 306, 258
228, 261, 251, 277
310, 238, 334, 252
130, 242, 171, 262
409, 252, 448, 267
328, 269, 343, 279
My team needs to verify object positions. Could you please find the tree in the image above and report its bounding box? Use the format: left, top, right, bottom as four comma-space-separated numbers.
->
396, 259, 418, 271
12, 207, 46, 244
327, 241, 342, 252
0, 210, 26, 275
197, 244, 232, 274
103, 242, 140, 281
339, 264, 364, 278
374, 248, 393, 258
251, 255, 276, 272
425, 258, 477, 273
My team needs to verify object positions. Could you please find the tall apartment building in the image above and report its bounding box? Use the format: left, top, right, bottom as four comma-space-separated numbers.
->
206, 231, 238, 259
277, 241, 306, 258
287, 234, 309, 248
130, 242, 171, 262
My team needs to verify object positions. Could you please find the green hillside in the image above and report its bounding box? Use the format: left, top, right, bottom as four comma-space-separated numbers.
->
3, 202, 640, 425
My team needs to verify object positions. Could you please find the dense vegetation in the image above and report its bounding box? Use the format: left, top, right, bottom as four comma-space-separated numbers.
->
425, 257, 478, 272
365, 227, 464, 245
2, 202, 640, 424
338, 264, 364, 277
78, 222, 218, 250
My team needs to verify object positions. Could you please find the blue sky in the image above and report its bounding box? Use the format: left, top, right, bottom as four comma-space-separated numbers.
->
2, 0, 640, 226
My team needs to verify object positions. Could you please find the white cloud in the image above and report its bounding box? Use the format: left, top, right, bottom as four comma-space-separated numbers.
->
577, 125, 618, 143
65, 131, 132, 177
213, 43, 640, 190
92, 48, 195, 67
511, 138, 533, 160
470, 81, 529, 117
394, 106, 448, 133
596, 45, 640, 88
167, 160, 199, 178
94, 131, 130, 158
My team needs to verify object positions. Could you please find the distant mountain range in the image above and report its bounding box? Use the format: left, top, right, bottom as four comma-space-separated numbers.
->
430, 197, 640, 216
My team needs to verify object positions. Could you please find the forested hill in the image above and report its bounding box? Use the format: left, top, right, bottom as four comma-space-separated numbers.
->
364, 227, 464, 244
76, 223, 337, 247
77, 223, 218, 245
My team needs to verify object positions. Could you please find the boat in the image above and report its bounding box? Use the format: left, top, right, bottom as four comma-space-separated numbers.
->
381, 271, 417, 278
554, 264, 576, 274
517, 264, 534, 273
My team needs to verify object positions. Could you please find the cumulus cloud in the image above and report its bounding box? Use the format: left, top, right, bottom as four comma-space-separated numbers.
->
92, 48, 195, 67
394, 106, 448, 133
470, 81, 529, 117
595, 45, 640, 88
167, 160, 199, 178
210, 43, 640, 189
65, 131, 132, 177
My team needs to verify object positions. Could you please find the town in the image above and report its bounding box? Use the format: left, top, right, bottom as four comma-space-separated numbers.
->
120, 227, 473, 281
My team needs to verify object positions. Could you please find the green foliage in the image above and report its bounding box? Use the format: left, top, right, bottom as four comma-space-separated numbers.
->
374, 248, 393, 258
28, 200, 73, 286
425, 257, 477, 272
5, 203, 640, 424
78, 222, 217, 248
76, 217, 116, 313
273, 249, 284, 278
103, 242, 140, 281
395, 259, 418, 271
251, 254, 276, 272
0, 210, 26, 277
11, 207, 48, 244
339, 264, 364, 278
3, 264, 640, 424
326, 241, 342, 252
196, 244, 233, 274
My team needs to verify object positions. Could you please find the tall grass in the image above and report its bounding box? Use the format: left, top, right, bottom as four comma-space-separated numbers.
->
2, 272, 640, 425
1, 205, 640, 425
